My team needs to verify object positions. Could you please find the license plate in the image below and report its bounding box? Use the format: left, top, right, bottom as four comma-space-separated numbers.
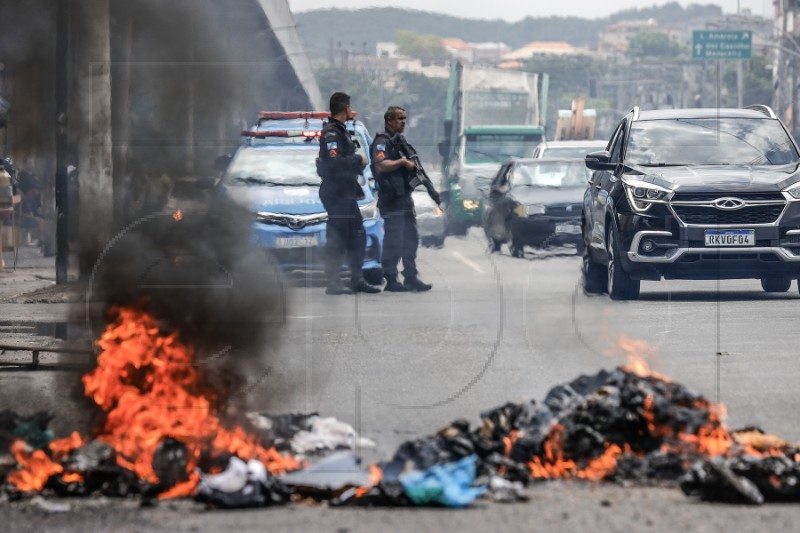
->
275, 235, 319, 248
704, 229, 754, 247
555, 223, 582, 235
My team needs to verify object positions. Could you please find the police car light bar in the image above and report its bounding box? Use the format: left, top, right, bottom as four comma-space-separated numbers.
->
257, 111, 330, 120
241, 130, 322, 138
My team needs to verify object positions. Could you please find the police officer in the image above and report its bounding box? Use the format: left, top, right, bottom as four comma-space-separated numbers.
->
318, 92, 381, 295
371, 106, 432, 292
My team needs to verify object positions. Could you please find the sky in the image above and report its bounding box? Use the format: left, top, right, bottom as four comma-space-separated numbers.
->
288, 0, 773, 21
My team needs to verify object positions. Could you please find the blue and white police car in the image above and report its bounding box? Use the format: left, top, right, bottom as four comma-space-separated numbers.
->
220, 111, 384, 284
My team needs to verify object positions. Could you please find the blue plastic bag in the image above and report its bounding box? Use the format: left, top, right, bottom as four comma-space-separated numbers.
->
399, 455, 487, 507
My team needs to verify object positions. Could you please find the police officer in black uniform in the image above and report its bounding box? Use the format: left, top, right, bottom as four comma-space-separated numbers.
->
318, 92, 381, 295
371, 106, 432, 292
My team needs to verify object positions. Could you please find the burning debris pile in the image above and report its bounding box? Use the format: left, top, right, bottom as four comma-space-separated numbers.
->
339, 362, 800, 507
3, 338, 800, 507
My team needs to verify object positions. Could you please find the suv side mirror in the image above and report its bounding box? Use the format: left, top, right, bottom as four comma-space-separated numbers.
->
214, 154, 232, 172
585, 150, 614, 171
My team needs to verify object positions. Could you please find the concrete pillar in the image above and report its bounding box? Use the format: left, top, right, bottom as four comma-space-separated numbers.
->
72, 0, 113, 277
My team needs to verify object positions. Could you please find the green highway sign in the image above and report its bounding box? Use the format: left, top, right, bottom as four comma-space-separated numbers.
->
692, 30, 752, 60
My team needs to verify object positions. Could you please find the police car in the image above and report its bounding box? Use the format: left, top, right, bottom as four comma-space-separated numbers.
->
219, 111, 384, 284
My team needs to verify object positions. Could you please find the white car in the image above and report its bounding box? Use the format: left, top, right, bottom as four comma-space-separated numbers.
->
532, 140, 607, 159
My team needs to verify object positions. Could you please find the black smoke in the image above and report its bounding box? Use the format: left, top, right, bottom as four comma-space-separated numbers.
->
84, 190, 287, 420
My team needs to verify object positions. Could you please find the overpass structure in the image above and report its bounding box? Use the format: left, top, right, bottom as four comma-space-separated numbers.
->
0, 0, 324, 276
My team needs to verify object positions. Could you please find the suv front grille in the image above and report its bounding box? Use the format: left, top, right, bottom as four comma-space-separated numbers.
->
671, 204, 785, 225
672, 192, 785, 202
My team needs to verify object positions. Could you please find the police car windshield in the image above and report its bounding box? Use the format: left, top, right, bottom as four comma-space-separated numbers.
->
223, 150, 321, 187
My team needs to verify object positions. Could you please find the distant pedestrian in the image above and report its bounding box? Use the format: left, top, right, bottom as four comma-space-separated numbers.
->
317, 92, 380, 295
17, 157, 44, 245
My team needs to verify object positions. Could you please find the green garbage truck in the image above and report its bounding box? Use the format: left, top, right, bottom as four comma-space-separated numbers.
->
439, 63, 549, 235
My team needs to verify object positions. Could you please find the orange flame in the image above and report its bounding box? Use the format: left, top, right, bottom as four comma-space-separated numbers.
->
50, 431, 84, 461
7, 440, 63, 492
173, 209, 182, 222
78, 306, 298, 496
10, 306, 298, 497
354, 465, 384, 498
605, 335, 671, 382
62, 472, 84, 483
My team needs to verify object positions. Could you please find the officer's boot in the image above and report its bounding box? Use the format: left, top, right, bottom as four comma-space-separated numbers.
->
384, 275, 408, 292
351, 273, 381, 294
403, 276, 432, 292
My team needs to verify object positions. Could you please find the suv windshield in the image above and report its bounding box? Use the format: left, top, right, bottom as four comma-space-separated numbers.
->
626, 117, 800, 166
464, 133, 542, 164
223, 150, 320, 186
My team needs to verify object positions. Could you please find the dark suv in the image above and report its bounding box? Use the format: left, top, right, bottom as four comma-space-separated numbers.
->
582, 105, 800, 300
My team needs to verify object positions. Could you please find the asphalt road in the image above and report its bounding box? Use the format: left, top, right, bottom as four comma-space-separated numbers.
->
3, 230, 800, 531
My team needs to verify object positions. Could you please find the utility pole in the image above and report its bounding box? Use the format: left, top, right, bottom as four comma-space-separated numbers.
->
736, 5, 744, 107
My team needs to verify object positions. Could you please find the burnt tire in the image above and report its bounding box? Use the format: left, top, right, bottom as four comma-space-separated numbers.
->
607, 228, 640, 301
582, 247, 606, 294
761, 277, 791, 293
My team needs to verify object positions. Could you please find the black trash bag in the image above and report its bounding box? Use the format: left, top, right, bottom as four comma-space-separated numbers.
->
681, 458, 765, 505
333, 479, 411, 507
152, 438, 189, 489
53, 441, 139, 498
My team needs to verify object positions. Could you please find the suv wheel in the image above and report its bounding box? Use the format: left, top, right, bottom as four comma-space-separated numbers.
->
607, 229, 640, 300
761, 277, 791, 293
582, 247, 606, 294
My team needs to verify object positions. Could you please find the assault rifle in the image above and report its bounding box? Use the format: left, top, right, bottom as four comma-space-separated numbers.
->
391, 134, 442, 206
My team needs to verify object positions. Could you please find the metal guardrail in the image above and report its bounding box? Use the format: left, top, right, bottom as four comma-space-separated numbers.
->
0, 343, 93, 369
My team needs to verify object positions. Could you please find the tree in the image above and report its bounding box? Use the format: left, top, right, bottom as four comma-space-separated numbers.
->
395, 30, 449, 62
524, 54, 602, 127
314, 65, 402, 133
722, 55, 774, 108
627, 31, 686, 60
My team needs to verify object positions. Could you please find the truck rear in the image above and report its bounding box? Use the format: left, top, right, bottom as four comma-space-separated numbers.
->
439, 64, 548, 235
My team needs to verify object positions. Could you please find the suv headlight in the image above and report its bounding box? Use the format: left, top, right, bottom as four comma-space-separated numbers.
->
622, 178, 671, 213
783, 182, 800, 200
359, 198, 379, 220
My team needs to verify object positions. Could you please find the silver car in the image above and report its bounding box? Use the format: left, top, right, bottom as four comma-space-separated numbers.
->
532, 140, 607, 159
412, 185, 446, 248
